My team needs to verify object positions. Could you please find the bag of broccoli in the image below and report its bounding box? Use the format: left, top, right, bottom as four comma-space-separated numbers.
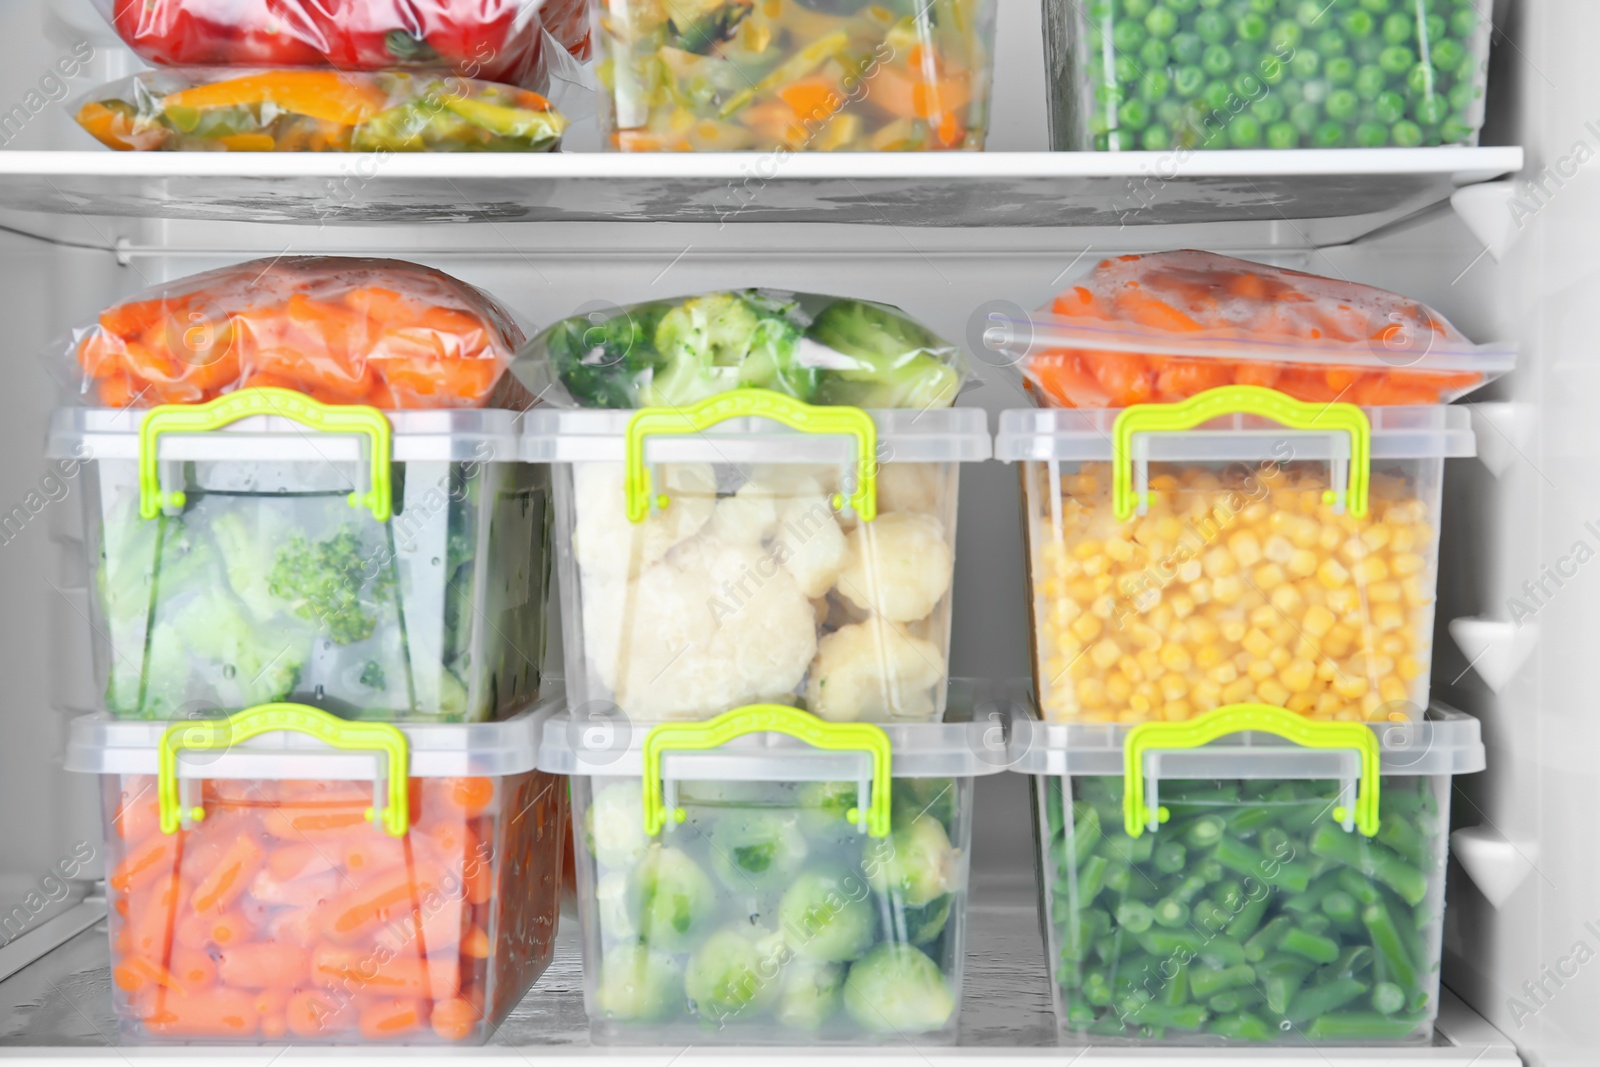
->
524, 290, 969, 410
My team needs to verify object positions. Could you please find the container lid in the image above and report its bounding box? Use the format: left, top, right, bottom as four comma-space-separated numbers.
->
1009, 702, 1486, 780
540, 679, 1014, 781
63, 694, 559, 781
46, 406, 524, 464
524, 405, 991, 465
995, 403, 1476, 463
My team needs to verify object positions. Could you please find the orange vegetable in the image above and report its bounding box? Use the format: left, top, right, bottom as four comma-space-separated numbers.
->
342, 835, 410, 876
430, 996, 482, 1041
143, 988, 260, 1038
778, 75, 843, 121
190, 835, 266, 914
439, 777, 496, 815
217, 943, 311, 989
313, 947, 433, 997
359, 998, 426, 1040
868, 62, 973, 123
323, 862, 444, 943
110, 835, 178, 895
263, 806, 370, 841
265, 843, 336, 882
286, 990, 356, 1038
462, 926, 491, 959
162, 72, 389, 127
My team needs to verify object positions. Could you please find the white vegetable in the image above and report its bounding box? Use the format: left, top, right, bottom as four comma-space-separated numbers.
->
573, 462, 717, 580
586, 781, 652, 871
805, 617, 946, 722
835, 511, 953, 623
877, 462, 945, 516
773, 496, 848, 598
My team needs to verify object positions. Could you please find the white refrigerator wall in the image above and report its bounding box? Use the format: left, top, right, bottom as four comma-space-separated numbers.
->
0, 0, 1584, 1061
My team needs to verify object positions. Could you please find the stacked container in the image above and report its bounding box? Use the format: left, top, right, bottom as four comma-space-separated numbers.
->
66, 699, 567, 1043
1012, 700, 1485, 1044
541, 687, 1008, 1042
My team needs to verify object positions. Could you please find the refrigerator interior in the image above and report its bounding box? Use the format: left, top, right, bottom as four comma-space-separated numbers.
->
0, 0, 1586, 1061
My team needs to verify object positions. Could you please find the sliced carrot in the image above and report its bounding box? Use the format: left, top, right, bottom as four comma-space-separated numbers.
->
344, 287, 416, 324
868, 62, 972, 121
217, 134, 278, 152
217, 943, 310, 989
190, 835, 266, 915
1085, 351, 1154, 407
1155, 359, 1231, 400
98, 374, 139, 407
99, 298, 167, 339
1112, 290, 1203, 333
777, 75, 843, 121
163, 72, 388, 128
110, 835, 178, 895
1051, 287, 1103, 319
380, 357, 501, 407
1232, 361, 1282, 389
78, 334, 127, 379
430, 996, 482, 1042
359, 998, 426, 1040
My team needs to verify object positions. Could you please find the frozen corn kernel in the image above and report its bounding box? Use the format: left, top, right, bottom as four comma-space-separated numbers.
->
1391, 526, 1418, 554
1241, 628, 1274, 658
1270, 584, 1304, 618
1256, 679, 1291, 707
1354, 557, 1390, 584
1229, 532, 1262, 566
1195, 645, 1224, 671
1211, 663, 1239, 685
1076, 677, 1106, 709
1177, 559, 1202, 583
1158, 644, 1192, 673
1268, 647, 1292, 670
1391, 552, 1426, 578
1369, 581, 1402, 604
1247, 659, 1277, 682
1326, 586, 1360, 614
1264, 536, 1294, 565
1281, 659, 1316, 692
1220, 619, 1248, 644
1379, 677, 1409, 704
1287, 548, 1319, 578
1071, 614, 1102, 642
1107, 674, 1134, 704
1091, 639, 1123, 670
1159, 674, 1187, 702
1398, 654, 1425, 681
1332, 673, 1369, 699
1360, 525, 1392, 552
1315, 692, 1343, 716
1171, 594, 1196, 619
1302, 604, 1336, 638
1222, 678, 1255, 704
1254, 563, 1286, 591
1104, 536, 1135, 562
1373, 604, 1406, 632
1286, 691, 1317, 714
1249, 604, 1279, 630
1318, 558, 1351, 589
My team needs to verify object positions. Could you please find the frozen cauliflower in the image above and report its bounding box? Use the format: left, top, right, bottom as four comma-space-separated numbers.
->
574, 462, 717, 579
877, 463, 945, 516
583, 539, 817, 720
836, 511, 953, 623
806, 617, 946, 722
774, 496, 848, 598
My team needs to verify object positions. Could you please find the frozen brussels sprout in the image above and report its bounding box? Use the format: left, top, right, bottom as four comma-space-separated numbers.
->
775, 959, 845, 1031
863, 814, 958, 908
897, 894, 953, 947
586, 781, 652, 871
778, 866, 877, 963
708, 810, 810, 892
629, 846, 717, 952
797, 780, 860, 836
842, 943, 956, 1034
595, 870, 637, 944
684, 925, 785, 1022
893, 778, 958, 831
595, 944, 685, 1022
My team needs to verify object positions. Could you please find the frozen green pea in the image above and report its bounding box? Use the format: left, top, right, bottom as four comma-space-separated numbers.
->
1167, 0, 1196, 10
1342, 9, 1375, 37
1294, 0, 1325, 27
1123, 0, 1153, 17
1115, 54, 1142, 83
1202, 79, 1232, 110
1251, 94, 1284, 123
1315, 28, 1348, 55
1171, 31, 1203, 63
1379, 44, 1415, 74
1325, 88, 1358, 120
1326, 55, 1356, 83
1424, 13, 1446, 43
1354, 120, 1388, 145
1373, 88, 1405, 122
1270, 20, 1302, 49
1266, 120, 1299, 147
1455, 51, 1482, 81
1432, 37, 1465, 70
1146, 6, 1179, 38
1381, 11, 1413, 43
1174, 64, 1206, 96
1257, 51, 1286, 84
1140, 69, 1171, 101
1416, 92, 1448, 124
1231, 40, 1260, 72
1141, 124, 1173, 149
1451, 7, 1477, 37
1140, 37, 1170, 69
1406, 62, 1436, 95
1312, 120, 1346, 146
1358, 0, 1390, 12
1440, 114, 1474, 143
1156, 97, 1184, 124
1289, 49, 1320, 79
1202, 42, 1234, 75
1353, 34, 1383, 63
1195, 10, 1230, 41
842, 944, 954, 1034
1354, 64, 1387, 98
1301, 77, 1329, 103
1233, 70, 1264, 99
1113, 19, 1147, 51
1237, 12, 1268, 40
1247, 0, 1273, 12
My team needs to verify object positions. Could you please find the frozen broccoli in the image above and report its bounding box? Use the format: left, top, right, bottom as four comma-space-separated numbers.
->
684, 925, 784, 1022
594, 944, 684, 1022
708, 810, 809, 892
585, 782, 653, 871
629, 846, 717, 952
266, 526, 392, 644
208, 509, 288, 621
807, 299, 962, 410
170, 584, 307, 709
842, 943, 955, 1034
642, 292, 809, 407
775, 959, 844, 1031
862, 813, 958, 908
778, 866, 877, 963
545, 302, 671, 409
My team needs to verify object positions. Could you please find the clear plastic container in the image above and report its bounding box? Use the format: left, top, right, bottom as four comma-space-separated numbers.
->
595, 0, 997, 151
50, 395, 551, 722
539, 683, 1010, 1043
1000, 252, 1515, 410
1012, 701, 1485, 1044
526, 393, 990, 723
63, 699, 568, 1044
1043, 0, 1494, 150
995, 395, 1475, 723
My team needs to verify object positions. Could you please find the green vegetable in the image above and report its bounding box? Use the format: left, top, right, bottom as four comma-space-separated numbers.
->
586, 782, 652, 871
863, 814, 958, 907
266, 526, 393, 645
594, 944, 684, 1021
708, 810, 809, 892
779, 866, 878, 963
684, 926, 784, 1022
629, 846, 718, 952
1309, 822, 1429, 906
775, 959, 844, 1031
842, 943, 955, 1034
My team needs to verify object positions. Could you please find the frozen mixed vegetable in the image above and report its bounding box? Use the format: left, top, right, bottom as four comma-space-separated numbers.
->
596, 0, 996, 151
96, 0, 587, 89
581, 776, 966, 1036
1039, 772, 1445, 1043
1052, 0, 1489, 150
71, 257, 527, 409
1021, 252, 1503, 409
77, 69, 567, 153
93, 453, 550, 723
104, 769, 566, 1042
530, 290, 967, 410
1027, 460, 1436, 723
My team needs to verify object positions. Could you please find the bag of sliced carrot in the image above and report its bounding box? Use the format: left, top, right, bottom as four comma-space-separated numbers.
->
1003, 250, 1514, 409
65, 257, 531, 410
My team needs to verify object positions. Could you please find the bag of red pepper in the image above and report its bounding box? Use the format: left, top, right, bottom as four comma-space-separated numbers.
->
94, 0, 590, 91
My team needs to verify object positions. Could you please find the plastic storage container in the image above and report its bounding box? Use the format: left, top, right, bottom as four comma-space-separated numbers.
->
1043, 0, 1494, 150
51, 390, 551, 722
995, 389, 1475, 723
527, 390, 990, 723
63, 699, 568, 1043
595, 0, 998, 151
1013, 701, 1485, 1044
540, 685, 1008, 1043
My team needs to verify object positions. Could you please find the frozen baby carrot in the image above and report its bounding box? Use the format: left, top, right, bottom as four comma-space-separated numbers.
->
217, 943, 312, 989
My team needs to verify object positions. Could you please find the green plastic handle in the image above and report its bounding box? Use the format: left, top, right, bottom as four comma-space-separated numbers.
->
625, 389, 877, 524
1111, 384, 1370, 521
641, 705, 892, 838
158, 703, 410, 837
1123, 703, 1380, 839
139, 387, 393, 521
